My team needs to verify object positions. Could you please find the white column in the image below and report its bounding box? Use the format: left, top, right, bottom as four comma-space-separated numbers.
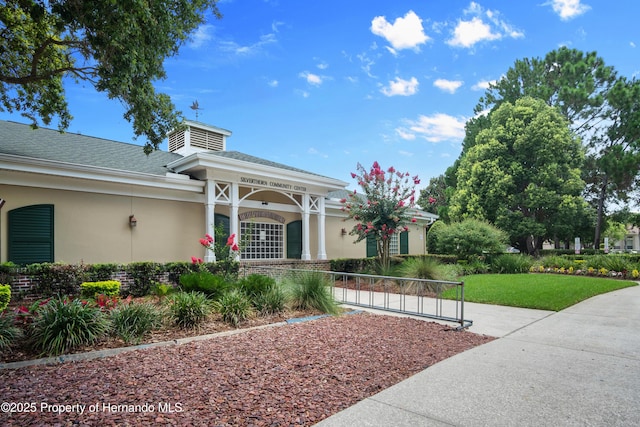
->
230, 182, 240, 261
301, 194, 311, 260
205, 180, 216, 262
317, 196, 327, 260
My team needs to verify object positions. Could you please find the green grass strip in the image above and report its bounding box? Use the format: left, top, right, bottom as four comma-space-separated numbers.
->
443, 274, 637, 311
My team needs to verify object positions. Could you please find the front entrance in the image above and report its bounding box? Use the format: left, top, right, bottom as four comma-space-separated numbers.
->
286, 220, 302, 259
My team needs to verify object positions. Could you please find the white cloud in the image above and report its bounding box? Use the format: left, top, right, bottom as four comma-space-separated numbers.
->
219, 33, 277, 55
299, 71, 323, 86
381, 77, 419, 97
189, 24, 214, 49
447, 2, 523, 48
371, 10, 430, 51
471, 79, 494, 91
433, 78, 463, 94
447, 17, 501, 48
548, 0, 591, 20
267, 80, 278, 87
396, 129, 416, 140
631, 41, 637, 48
400, 113, 467, 143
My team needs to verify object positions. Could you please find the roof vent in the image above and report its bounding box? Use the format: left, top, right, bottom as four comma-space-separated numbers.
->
167, 120, 232, 156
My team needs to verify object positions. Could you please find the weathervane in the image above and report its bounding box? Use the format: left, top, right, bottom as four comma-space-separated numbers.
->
190, 100, 204, 120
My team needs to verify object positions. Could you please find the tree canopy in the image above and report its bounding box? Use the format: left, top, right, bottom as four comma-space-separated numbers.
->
0, 0, 221, 153
449, 97, 588, 255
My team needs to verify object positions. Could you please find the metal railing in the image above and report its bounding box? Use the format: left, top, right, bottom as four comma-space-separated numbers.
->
242, 266, 472, 329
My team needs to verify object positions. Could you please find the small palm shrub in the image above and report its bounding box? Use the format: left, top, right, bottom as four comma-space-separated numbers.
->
29, 298, 111, 356
252, 286, 287, 315
491, 254, 533, 274
238, 274, 276, 298
597, 255, 634, 273
541, 255, 574, 269
399, 257, 443, 280
214, 289, 254, 327
285, 271, 340, 315
167, 291, 211, 328
180, 272, 230, 301
110, 302, 164, 344
0, 313, 22, 351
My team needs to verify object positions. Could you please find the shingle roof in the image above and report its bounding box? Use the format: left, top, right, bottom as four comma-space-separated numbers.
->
0, 120, 340, 181
205, 150, 334, 179
0, 120, 180, 176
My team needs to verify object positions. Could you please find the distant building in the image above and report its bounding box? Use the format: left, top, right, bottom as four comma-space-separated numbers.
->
0, 120, 436, 265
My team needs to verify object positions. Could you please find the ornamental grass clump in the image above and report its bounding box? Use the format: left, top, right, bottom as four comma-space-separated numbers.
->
252, 286, 287, 315
29, 298, 110, 356
0, 313, 22, 351
286, 271, 340, 315
214, 289, 254, 327
167, 291, 211, 328
490, 254, 533, 274
399, 257, 443, 280
110, 302, 164, 344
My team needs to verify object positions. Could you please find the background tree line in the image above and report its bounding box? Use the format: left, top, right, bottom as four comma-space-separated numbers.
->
419, 47, 640, 255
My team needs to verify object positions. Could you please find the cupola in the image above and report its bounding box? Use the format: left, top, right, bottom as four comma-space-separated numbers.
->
167, 120, 232, 156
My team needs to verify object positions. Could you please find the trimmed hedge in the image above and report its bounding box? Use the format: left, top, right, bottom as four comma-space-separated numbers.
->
80, 280, 121, 298
0, 284, 10, 312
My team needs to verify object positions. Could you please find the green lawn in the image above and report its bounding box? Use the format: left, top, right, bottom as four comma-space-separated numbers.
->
444, 274, 637, 311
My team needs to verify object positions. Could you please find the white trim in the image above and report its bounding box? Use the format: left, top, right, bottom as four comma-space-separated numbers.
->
0, 154, 204, 193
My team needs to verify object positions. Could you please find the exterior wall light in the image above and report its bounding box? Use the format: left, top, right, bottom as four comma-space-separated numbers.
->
341, 228, 347, 236
129, 214, 137, 227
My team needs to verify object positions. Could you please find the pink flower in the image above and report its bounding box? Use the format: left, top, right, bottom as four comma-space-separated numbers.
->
350, 172, 357, 178
397, 200, 405, 208
404, 226, 409, 232
411, 218, 417, 223
387, 166, 395, 173
205, 233, 214, 243
199, 238, 209, 247
340, 198, 346, 203
428, 197, 436, 204
226, 234, 236, 246
231, 243, 239, 252
191, 256, 203, 264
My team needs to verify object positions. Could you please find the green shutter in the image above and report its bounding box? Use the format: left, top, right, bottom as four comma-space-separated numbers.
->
214, 214, 230, 240
400, 231, 409, 255
8, 204, 54, 265
366, 234, 377, 257
286, 220, 302, 259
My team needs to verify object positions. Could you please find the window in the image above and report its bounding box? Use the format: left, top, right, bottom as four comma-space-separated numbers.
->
240, 221, 283, 259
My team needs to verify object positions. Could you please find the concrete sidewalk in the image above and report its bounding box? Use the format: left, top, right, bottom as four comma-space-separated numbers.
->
317, 285, 640, 426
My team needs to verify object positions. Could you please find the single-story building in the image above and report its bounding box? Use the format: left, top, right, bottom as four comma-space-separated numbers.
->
0, 119, 436, 266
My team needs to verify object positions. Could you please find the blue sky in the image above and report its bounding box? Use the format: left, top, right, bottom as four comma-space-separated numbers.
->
2, 0, 638, 190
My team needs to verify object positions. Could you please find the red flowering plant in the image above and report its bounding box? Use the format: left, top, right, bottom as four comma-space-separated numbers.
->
195, 223, 243, 280
341, 161, 420, 270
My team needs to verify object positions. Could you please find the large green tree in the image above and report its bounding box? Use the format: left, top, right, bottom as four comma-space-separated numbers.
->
449, 97, 588, 255
474, 47, 640, 248
0, 0, 220, 153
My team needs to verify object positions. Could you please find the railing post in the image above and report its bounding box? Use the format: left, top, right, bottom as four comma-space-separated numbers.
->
460, 281, 465, 329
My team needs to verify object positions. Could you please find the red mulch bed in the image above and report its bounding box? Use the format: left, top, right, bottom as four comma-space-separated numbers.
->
0, 313, 493, 426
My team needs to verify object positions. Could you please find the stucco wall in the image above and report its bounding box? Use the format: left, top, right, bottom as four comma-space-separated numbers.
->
0, 184, 204, 264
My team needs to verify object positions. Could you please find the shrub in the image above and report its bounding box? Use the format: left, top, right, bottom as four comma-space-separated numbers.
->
459, 259, 490, 275
0, 312, 22, 351
179, 271, 230, 301
238, 274, 275, 298
214, 289, 254, 327
167, 291, 211, 328
150, 282, 177, 300
540, 255, 574, 269
433, 219, 508, 259
25, 263, 87, 296
0, 284, 10, 312
29, 298, 110, 356
285, 271, 340, 315
426, 220, 447, 254
85, 263, 119, 281
398, 257, 443, 280
491, 254, 533, 274
0, 262, 15, 290
165, 261, 200, 285
125, 262, 162, 297
252, 286, 287, 315
80, 280, 121, 298
110, 302, 164, 344
597, 255, 634, 273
